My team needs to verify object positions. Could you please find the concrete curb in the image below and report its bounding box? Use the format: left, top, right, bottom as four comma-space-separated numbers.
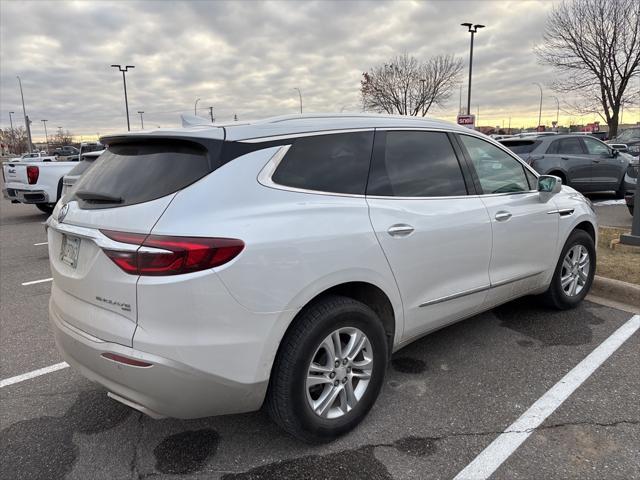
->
591, 275, 640, 308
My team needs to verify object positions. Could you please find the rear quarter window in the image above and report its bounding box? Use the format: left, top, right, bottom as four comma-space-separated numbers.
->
499, 140, 541, 155
70, 140, 218, 209
271, 131, 374, 195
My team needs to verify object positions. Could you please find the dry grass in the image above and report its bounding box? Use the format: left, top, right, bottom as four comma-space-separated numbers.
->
596, 227, 640, 285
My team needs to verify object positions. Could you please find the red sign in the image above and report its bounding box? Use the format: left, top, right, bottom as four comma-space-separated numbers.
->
457, 114, 475, 128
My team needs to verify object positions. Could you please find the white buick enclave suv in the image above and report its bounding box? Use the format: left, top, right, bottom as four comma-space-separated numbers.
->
47, 114, 597, 442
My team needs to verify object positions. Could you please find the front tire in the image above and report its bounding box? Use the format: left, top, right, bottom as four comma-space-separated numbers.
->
266, 295, 388, 443
542, 229, 595, 309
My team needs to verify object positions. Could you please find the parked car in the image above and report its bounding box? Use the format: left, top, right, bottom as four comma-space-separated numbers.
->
54, 145, 80, 157
62, 150, 104, 196
9, 151, 57, 162
608, 127, 640, 157
624, 162, 638, 215
79, 141, 103, 157
500, 134, 630, 197
46, 114, 597, 442
2, 158, 79, 213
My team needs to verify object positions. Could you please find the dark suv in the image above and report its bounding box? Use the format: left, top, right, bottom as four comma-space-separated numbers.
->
500, 134, 630, 197
608, 127, 640, 158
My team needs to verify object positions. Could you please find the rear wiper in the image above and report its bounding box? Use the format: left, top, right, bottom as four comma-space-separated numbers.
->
75, 190, 123, 204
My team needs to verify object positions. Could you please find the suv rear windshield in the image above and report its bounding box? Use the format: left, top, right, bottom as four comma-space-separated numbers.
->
70, 140, 217, 208
499, 140, 540, 154
67, 158, 96, 176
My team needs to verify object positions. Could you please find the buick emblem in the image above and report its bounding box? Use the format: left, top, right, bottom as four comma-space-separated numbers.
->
58, 203, 69, 223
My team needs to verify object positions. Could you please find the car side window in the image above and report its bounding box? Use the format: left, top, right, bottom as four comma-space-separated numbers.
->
367, 131, 467, 197
459, 135, 530, 194
582, 137, 610, 155
272, 131, 374, 195
548, 138, 583, 155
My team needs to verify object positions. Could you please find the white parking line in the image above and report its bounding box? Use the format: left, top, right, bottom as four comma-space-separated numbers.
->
21, 277, 53, 286
453, 314, 640, 480
33, 241, 48, 246
0, 362, 69, 388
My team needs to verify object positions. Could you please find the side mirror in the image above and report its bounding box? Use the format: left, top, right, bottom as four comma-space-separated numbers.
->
611, 149, 619, 157
538, 175, 562, 195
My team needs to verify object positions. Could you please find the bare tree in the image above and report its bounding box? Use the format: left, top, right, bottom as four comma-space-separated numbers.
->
535, 0, 640, 137
361, 53, 463, 116
0, 127, 29, 154
51, 129, 75, 148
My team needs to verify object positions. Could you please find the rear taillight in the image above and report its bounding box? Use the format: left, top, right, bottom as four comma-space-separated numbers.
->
27, 165, 39, 184
100, 230, 244, 276
101, 353, 152, 367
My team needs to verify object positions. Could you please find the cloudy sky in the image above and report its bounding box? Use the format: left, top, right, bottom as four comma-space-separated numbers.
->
1, 0, 636, 141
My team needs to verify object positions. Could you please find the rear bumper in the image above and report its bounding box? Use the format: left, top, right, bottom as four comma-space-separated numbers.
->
50, 299, 268, 418
2, 185, 50, 203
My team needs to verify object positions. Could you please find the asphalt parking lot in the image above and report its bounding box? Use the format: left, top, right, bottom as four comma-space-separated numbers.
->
1, 200, 638, 480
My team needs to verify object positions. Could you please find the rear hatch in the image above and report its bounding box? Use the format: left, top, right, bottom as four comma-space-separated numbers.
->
47, 136, 223, 346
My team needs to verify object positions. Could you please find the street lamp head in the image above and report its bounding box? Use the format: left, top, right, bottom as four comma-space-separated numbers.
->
461, 22, 473, 28
110, 64, 120, 67
474, 24, 485, 29
125, 65, 135, 69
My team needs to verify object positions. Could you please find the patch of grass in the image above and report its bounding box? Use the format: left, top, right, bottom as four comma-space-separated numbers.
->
596, 227, 640, 285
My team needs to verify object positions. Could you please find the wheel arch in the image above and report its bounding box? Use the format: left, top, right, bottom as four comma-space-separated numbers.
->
548, 169, 568, 184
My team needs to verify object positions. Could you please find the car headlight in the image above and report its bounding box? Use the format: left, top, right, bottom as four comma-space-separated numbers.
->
629, 145, 640, 153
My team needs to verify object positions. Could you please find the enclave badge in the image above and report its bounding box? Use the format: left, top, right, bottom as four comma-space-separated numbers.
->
58, 203, 69, 223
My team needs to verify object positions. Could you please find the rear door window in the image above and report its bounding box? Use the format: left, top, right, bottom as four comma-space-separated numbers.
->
271, 131, 374, 194
367, 131, 468, 197
70, 141, 217, 208
547, 138, 584, 155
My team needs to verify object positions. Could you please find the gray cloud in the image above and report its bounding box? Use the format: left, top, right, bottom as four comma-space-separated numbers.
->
2, 0, 578, 140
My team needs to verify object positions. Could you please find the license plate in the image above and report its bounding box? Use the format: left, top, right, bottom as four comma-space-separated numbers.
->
60, 234, 81, 268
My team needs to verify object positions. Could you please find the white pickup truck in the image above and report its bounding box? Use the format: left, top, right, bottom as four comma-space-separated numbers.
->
2, 159, 79, 214
9, 151, 58, 162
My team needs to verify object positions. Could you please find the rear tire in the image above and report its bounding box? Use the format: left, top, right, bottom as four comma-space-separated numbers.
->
266, 295, 388, 443
36, 203, 54, 215
541, 230, 595, 310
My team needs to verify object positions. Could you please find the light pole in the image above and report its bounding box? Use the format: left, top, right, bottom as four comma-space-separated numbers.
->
552, 96, 560, 130
41, 119, 49, 152
110, 64, 135, 131
194, 98, 201, 116
17, 76, 33, 152
533, 82, 543, 129
8, 112, 15, 153
137, 111, 144, 129
208, 106, 214, 123
293, 88, 302, 114
461, 23, 485, 116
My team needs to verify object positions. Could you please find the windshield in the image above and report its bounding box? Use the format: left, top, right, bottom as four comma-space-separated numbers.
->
617, 129, 640, 142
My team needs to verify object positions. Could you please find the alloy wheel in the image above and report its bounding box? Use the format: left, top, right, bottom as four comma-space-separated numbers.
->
305, 327, 373, 419
560, 244, 590, 297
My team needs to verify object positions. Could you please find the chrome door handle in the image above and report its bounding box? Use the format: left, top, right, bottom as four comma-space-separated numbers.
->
387, 224, 415, 237
561, 156, 569, 160
495, 211, 512, 222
